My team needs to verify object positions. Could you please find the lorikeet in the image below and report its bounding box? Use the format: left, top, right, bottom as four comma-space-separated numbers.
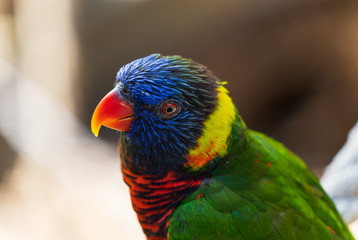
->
91, 54, 354, 240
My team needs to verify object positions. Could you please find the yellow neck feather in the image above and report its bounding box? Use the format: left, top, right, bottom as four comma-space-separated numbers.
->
186, 85, 236, 170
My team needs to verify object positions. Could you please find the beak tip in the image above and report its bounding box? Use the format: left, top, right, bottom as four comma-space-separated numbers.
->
92, 128, 100, 137
91, 118, 101, 137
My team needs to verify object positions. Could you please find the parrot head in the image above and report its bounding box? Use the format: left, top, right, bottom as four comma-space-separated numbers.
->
91, 54, 236, 174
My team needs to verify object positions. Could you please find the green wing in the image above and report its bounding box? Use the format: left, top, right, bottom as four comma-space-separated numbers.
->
168, 130, 353, 240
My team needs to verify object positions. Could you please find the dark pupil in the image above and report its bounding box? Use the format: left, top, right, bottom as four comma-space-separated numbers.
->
166, 106, 174, 113
122, 88, 128, 94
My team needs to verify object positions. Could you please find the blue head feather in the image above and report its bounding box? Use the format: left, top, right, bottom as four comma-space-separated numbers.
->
116, 54, 219, 174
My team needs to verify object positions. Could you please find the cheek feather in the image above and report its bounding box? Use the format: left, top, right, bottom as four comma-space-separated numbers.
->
186, 85, 236, 170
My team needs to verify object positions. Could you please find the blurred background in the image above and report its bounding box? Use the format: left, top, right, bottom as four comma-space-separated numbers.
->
1, 0, 358, 239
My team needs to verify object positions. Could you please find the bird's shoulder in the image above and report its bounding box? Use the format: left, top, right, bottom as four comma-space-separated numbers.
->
167, 130, 352, 240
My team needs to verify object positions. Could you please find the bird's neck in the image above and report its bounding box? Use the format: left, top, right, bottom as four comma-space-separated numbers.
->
120, 111, 247, 240
185, 85, 242, 170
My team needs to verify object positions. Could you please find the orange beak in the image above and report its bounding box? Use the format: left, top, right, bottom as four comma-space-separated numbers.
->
91, 88, 134, 137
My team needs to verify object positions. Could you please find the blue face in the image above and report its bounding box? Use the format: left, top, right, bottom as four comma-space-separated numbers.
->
115, 54, 219, 174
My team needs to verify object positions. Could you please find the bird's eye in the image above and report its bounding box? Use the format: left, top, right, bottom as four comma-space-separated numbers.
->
162, 103, 177, 116
158, 100, 181, 119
